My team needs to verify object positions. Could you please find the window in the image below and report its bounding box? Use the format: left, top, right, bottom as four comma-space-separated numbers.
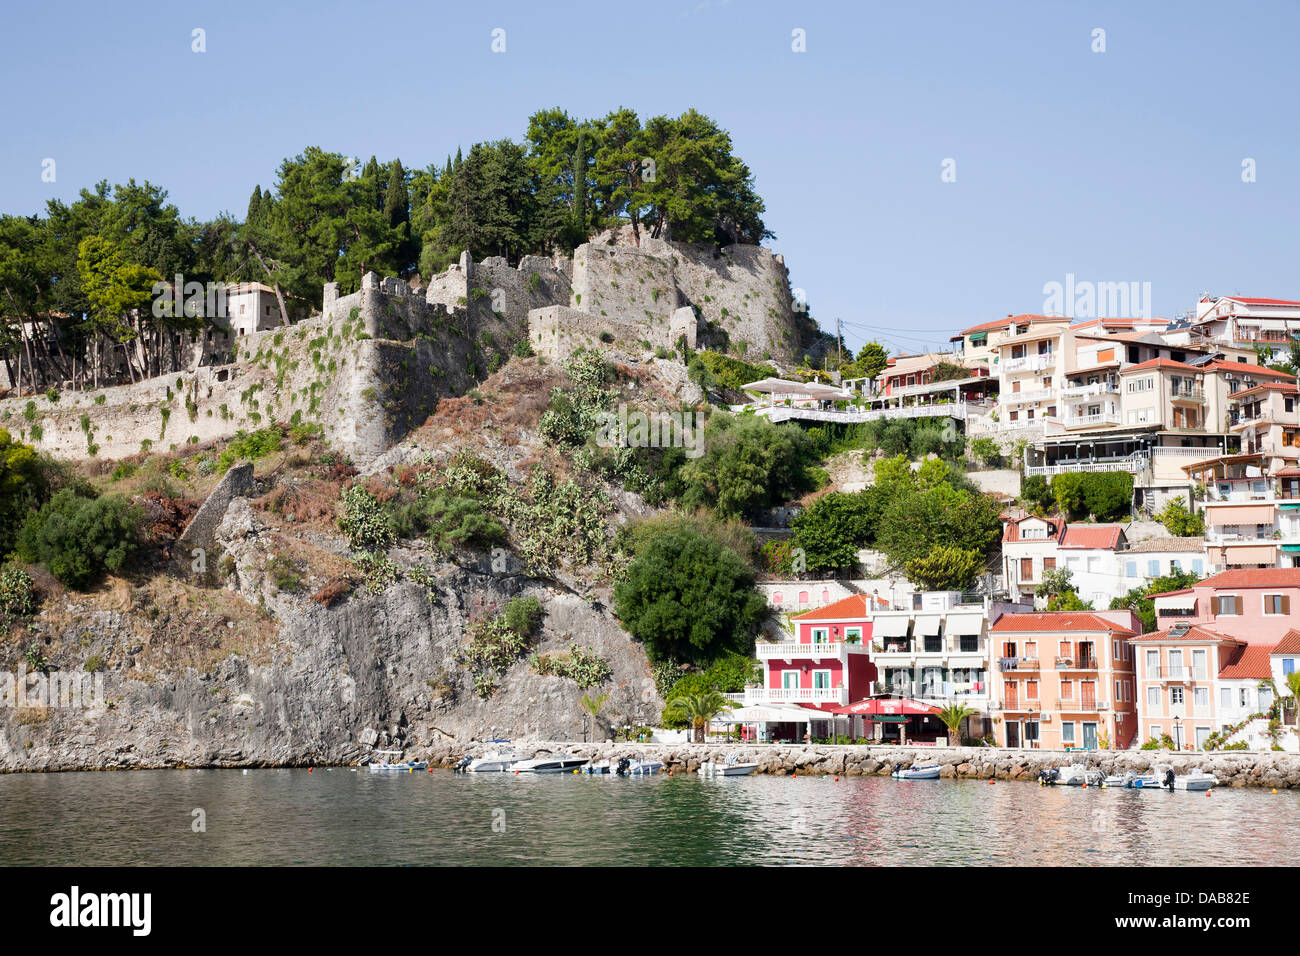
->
1220, 687, 1232, 709
1192, 559, 1203, 575
1060, 679, 1073, 699
1020, 558, 1033, 580
1170, 559, 1181, 573
1043, 557, 1056, 572
1145, 649, 1159, 675
1171, 687, 1184, 705
1194, 687, 1209, 710
1087, 556, 1100, 572
811, 628, 829, 644
844, 627, 862, 643
1126, 561, 1137, 578
1148, 559, 1160, 577
773, 591, 784, 605
1264, 594, 1290, 615
1151, 724, 1161, 740
1216, 595, 1242, 616
1026, 680, 1039, 700
812, 670, 831, 690
798, 591, 809, 605
822, 589, 831, 604
1061, 722, 1076, 745
1285, 659, 1295, 676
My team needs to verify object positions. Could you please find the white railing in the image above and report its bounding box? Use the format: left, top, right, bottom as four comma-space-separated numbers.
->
755, 641, 871, 660
1064, 411, 1120, 428
1152, 666, 1210, 680
743, 686, 848, 706
1061, 383, 1117, 399
1025, 453, 1150, 477
1002, 388, 1054, 405
755, 402, 979, 424
1153, 446, 1222, 459
1002, 354, 1053, 374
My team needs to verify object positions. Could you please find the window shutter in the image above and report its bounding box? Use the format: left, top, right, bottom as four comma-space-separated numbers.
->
1234, 595, 1243, 615
1284, 596, 1291, 615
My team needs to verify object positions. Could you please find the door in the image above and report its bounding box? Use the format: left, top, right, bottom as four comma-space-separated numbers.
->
1080, 680, 1097, 710
782, 671, 799, 691
1006, 721, 1020, 748
1082, 722, 1098, 750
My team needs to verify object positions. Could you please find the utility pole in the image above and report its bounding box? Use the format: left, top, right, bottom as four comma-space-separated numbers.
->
836, 317, 842, 369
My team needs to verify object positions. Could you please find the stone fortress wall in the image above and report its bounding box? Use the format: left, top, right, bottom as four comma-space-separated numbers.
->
0, 235, 804, 464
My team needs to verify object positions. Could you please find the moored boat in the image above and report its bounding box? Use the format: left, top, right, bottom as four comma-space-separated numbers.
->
464, 747, 523, 773
1158, 767, 1217, 791
365, 750, 428, 773
698, 752, 758, 776
510, 753, 590, 774
1102, 770, 1160, 789
1038, 762, 1105, 787
891, 762, 941, 780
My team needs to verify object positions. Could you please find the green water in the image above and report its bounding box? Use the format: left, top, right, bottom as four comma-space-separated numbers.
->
1, 768, 1297, 866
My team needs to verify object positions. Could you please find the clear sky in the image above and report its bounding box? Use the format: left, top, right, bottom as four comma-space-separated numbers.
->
3, 0, 1298, 357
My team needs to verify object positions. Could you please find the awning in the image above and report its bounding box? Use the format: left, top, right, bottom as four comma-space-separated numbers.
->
832, 697, 941, 716
710, 705, 815, 724
1207, 504, 1275, 525
871, 617, 911, 638
915, 615, 942, 636
947, 612, 984, 636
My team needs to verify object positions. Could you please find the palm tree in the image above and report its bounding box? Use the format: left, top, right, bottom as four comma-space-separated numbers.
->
937, 702, 978, 747
579, 692, 609, 742
663, 691, 735, 743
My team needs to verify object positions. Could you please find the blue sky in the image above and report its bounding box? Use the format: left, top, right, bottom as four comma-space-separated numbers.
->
3, 0, 1298, 356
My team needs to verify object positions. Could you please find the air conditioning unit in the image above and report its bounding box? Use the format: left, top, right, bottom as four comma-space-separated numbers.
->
1041, 713, 1052, 722
1097, 702, 1110, 710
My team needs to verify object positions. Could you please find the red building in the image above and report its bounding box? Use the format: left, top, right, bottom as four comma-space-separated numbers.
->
747, 595, 879, 711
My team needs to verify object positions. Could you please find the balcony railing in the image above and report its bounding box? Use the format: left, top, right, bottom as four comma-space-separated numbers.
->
1025, 453, 1149, 477
998, 656, 1040, 671
1151, 665, 1210, 680
1152, 446, 1220, 459
1002, 354, 1053, 374
1057, 656, 1099, 670
1064, 411, 1120, 428
755, 641, 871, 660
743, 686, 848, 706
1170, 387, 1206, 403
1061, 383, 1117, 400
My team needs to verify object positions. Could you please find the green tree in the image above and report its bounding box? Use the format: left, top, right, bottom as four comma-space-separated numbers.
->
579, 692, 609, 742
0, 429, 48, 559
936, 701, 979, 746
1082, 472, 1133, 521
905, 545, 984, 591
662, 690, 736, 743
613, 520, 767, 665
1051, 472, 1089, 519
790, 492, 874, 574
678, 414, 815, 518
1155, 495, 1205, 536
1021, 474, 1052, 512
16, 489, 142, 590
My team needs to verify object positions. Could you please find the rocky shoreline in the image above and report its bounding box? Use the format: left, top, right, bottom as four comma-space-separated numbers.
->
422, 741, 1300, 789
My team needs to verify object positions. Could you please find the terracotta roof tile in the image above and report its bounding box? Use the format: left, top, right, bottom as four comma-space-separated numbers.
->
1221, 296, 1300, 307
1272, 629, 1300, 656
1120, 358, 1204, 373
957, 314, 1067, 337
1219, 644, 1275, 680
1059, 524, 1125, 550
1194, 568, 1300, 590
1131, 624, 1234, 644
1208, 360, 1294, 380
991, 612, 1133, 634
792, 594, 871, 622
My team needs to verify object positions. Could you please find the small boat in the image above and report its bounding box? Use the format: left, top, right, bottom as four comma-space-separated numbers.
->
464, 747, 523, 773
1102, 770, 1160, 789
582, 759, 612, 774
1158, 768, 1217, 791
1038, 762, 1104, 787
892, 763, 941, 780
620, 755, 664, 776
698, 753, 759, 776
510, 753, 590, 774
366, 750, 428, 773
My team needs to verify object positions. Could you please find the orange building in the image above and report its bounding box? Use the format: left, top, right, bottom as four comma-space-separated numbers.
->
991, 611, 1140, 750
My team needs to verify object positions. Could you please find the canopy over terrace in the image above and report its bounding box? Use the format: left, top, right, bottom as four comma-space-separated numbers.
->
742, 377, 852, 406
831, 696, 944, 744
709, 703, 817, 744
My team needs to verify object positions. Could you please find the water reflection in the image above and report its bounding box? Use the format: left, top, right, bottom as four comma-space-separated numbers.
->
1, 769, 1297, 866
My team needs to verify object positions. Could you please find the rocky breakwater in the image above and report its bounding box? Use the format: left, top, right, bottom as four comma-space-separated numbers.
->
423, 741, 1300, 789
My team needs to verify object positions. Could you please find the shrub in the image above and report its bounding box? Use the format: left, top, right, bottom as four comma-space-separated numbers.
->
338, 485, 396, 553
218, 426, 283, 473
790, 492, 875, 574
0, 429, 50, 559
0, 565, 37, 617
678, 413, 815, 519
268, 552, 302, 592
1155, 495, 1205, 537
391, 489, 505, 553
16, 489, 142, 589
458, 596, 548, 697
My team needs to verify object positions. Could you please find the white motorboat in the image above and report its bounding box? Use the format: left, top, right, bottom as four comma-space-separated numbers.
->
582, 759, 612, 774
1102, 770, 1160, 789
698, 753, 759, 776
620, 755, 664, 776
891, 763, 941, 780
1158, 767, 1217, 791
510, 754, 590, 774
365, 750, 427, 773
463, 747, 522, 773
1038, 762, 1104, 787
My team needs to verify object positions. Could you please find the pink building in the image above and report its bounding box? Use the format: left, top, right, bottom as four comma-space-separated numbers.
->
1130, 623, 1275, 750
747, 594, 879, 712
1151, 568, 1300, 644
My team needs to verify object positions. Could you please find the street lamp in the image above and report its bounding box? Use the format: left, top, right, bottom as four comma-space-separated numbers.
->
1173, 716, 1182, 752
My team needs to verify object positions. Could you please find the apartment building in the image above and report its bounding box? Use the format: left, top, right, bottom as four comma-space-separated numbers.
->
1150, 568, 1300, 643
949, 313, 1069, 373
1130, 623, 1275, 750
1164, 295, 1300, 365
991, 611, 1140, 749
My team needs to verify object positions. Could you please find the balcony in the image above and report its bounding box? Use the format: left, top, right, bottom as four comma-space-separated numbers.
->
1151, 665, 1210, 681
1170, 387, 1206, 403
1025, 452, 1149, 477
1002, 387, 1054, 405
998, 656, 1040, 671
1056, 656, 1099, 670
1061, 383, 1117, 400
756, 641, 872, 661
1063, 411, 1120, 429
743, 686, 848, 706
1002, 354, 1053, 374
